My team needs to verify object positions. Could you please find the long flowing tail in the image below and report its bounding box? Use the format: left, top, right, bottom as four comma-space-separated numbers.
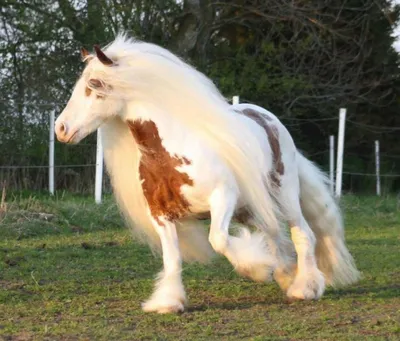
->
176, 218, 215, 263
297, 152, 360, 287
128, 215, 214, 264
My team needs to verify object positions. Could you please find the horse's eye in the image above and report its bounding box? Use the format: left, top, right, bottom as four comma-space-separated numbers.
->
88, 79, 103, 88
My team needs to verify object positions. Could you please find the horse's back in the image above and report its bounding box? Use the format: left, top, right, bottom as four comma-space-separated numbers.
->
232, 103, 298, 172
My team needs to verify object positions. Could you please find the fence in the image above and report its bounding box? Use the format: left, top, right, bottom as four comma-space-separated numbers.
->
1, 95, 400, 203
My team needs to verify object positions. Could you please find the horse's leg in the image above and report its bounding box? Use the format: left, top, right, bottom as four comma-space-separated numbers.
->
141, 219, 186, 314
208, 186, 275, 282
284, 197, 325, 300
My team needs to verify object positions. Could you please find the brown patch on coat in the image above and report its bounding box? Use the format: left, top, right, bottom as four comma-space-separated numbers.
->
267, 125, 285, 186
238, 108, 285, 187
127, 119, 193, 225
241, 108, 273, 122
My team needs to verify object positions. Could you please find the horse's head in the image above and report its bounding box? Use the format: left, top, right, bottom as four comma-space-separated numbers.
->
55, 46, 124, 144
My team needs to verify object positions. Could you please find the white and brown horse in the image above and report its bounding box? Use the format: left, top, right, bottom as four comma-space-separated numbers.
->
55, 34, 360, 314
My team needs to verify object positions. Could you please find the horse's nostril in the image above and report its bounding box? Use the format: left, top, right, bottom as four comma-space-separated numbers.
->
61, 123, 67, 134
57, 122, 68, 137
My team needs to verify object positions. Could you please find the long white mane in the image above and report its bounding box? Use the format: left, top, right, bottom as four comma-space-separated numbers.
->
88, 34, 284, 260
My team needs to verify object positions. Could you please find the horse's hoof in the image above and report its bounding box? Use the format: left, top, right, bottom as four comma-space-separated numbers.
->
286, 270, 325, 300
141, 297, 185, 314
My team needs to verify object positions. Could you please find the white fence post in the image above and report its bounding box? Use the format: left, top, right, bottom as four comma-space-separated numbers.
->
375, 140, 381, 196
335, 108, 346, 198
232, 95, 240, 105
49, 111, 55, 195
329, 135, 335, 194
95, 128, 104, 204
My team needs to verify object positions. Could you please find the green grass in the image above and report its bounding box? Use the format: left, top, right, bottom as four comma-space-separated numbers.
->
0, 193, 399, 340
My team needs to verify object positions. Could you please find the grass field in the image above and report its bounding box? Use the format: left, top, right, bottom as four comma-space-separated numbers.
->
0, 193, 399, 340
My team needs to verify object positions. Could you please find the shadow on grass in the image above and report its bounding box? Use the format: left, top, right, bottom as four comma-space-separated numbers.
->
328, 284, 400, 299
188, 283, 400, 312
188, 296, 287, 312
350, 238, 400, 247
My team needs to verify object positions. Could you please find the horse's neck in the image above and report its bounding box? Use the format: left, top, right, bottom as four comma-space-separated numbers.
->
122, 101, 196, 152
101, 103, 192, 172
100, 116, 147, 215
101, 116, 139, 175
100, 116, 156, 245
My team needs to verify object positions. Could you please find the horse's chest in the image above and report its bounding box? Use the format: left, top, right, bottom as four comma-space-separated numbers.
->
127, 119, 193, 225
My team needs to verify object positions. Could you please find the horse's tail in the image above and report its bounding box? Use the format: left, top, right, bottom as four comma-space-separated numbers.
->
176, 218, 215, 263
127, 216, 214, 264
297, 152, 360, 287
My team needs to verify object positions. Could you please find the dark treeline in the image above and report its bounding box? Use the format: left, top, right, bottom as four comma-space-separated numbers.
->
1, 0, 399, 194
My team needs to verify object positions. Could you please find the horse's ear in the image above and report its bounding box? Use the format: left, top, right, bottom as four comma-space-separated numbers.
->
80, 48, 93, 63
93, 45, 114, 66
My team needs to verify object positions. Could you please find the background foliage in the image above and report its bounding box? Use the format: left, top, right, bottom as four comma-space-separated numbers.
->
1, 0, 400, 193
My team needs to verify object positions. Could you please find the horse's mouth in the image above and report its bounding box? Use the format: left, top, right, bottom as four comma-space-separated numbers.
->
56, 129, 79, 144
66, 130, 79, 144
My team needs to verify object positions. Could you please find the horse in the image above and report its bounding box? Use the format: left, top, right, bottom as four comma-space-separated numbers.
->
54, 34, 360, 314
